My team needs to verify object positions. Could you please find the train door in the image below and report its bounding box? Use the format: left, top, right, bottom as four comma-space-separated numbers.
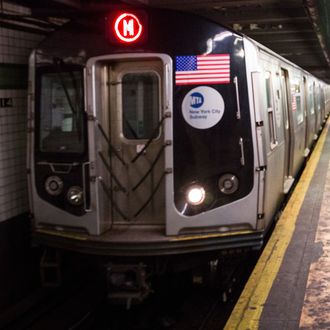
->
106, 60, 165, 224
320, 86, 325, 124
303, 76, 309, 153
86, 55, 172, 231
280, 68, 294, 192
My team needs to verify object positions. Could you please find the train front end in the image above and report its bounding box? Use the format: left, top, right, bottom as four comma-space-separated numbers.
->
27, 8, 264, 257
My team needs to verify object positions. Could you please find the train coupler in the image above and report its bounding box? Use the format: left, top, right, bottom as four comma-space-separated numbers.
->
106, 263, 152, 309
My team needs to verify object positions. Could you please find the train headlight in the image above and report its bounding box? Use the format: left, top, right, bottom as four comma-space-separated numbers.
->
45, 176, 63, 196
186, 185, 206, 205
66, 186, 84, 206
218, 174, 239, 195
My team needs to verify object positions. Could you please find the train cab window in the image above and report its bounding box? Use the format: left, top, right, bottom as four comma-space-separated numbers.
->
38, 70, 84, 153
265, 71, 278, 149
121, 72, 160, 140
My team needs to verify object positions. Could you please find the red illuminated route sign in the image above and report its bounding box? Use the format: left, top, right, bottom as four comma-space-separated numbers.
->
114, 13, 143, 43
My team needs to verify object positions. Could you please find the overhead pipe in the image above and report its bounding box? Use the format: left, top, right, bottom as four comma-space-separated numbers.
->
304, 0, 330, 68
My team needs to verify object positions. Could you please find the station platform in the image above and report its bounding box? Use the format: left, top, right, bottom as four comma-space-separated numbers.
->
225, 118, 330, 330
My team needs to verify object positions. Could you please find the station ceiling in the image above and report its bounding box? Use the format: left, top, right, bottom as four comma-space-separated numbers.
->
7, 0, 330, 82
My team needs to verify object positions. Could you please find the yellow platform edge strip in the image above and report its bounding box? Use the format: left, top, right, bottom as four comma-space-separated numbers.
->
224, 119, 330, 330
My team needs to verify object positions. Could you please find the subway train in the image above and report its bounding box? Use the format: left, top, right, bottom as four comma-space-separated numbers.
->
27, 7, 329, 299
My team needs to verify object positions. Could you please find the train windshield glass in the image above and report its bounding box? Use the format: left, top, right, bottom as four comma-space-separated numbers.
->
122, 72, 160, 140
38, 70, 84, 153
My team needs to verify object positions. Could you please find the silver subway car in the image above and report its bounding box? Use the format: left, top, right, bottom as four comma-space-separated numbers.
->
27, 8, 329, 287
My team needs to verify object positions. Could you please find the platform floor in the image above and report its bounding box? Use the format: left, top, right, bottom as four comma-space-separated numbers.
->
225, 119, 330, 330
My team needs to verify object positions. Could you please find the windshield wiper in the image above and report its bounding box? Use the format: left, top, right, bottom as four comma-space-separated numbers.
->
53, 57, 83, 140
53, 57, 78, 115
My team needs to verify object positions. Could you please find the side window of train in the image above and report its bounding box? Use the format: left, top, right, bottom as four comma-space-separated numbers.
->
320, 85, 325, 112
121, 71, 161, 141
308, 83, 315, 115
291, 78, 304, 125
314, 83, 321, 113
265, 71, 278, 149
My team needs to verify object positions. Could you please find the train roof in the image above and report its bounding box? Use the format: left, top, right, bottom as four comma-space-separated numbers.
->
33, 7, 243, 66
32, 6, 329, 84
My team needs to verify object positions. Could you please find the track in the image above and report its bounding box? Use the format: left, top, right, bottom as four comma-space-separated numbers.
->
1, 250, 259, 330
80, 250, 258, 329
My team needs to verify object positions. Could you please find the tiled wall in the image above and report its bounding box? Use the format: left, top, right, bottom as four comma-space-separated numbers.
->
0, 90, 28, 221
0, 2, 45, 222
0, 1, 49, 311
0, 27, 44, 64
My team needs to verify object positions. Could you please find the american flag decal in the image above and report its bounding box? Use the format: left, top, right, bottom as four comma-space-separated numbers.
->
175, 54, 230, 85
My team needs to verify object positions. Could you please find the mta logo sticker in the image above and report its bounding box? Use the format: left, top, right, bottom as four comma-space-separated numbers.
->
182, 86, 225, 129
190, 92, 204, 108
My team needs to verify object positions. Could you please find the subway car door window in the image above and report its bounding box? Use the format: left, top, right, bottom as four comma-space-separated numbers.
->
265, 71, 278, 149
121, 72, 160, 140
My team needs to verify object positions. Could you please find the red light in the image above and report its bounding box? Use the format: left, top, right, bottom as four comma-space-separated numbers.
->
114, 13, 143, 43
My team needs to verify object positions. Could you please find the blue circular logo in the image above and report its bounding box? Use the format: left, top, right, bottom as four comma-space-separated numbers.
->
190, 92, 204, 108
